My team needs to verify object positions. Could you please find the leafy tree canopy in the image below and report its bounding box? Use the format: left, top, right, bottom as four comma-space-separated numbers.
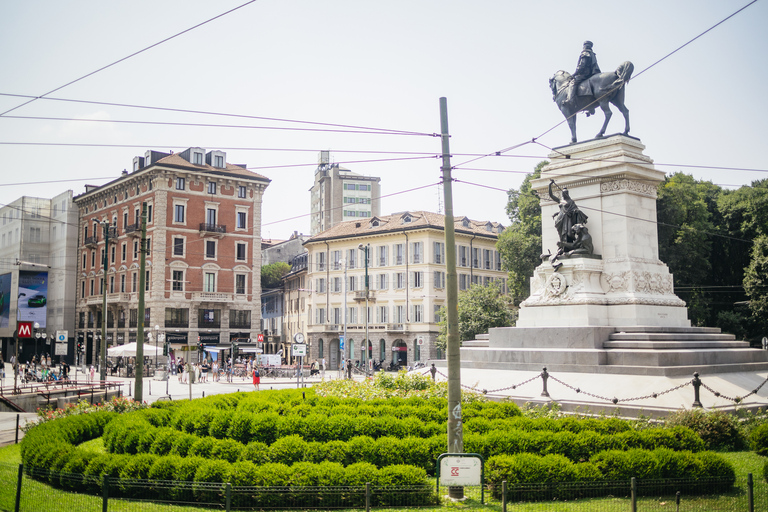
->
261, 262, 291, 289
437, 282, 514, 350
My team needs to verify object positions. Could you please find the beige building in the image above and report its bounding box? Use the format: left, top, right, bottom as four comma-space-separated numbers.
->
304, 211, 506, 370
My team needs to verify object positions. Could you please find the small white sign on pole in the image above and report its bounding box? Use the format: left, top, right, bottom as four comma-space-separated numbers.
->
292, 344, 307, 357
439, 455, 482, 486
55, 343, 68, 356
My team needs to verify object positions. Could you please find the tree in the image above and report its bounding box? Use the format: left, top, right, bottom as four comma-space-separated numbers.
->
436, 282, 514, 350
496, 162, 545, 304
261, 262, 291, 289
744, 235, 768, 333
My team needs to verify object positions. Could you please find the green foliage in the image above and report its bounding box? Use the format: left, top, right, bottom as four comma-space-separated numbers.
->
665, 409, 746, 451
750, 423, 768, 457
498, 162, 544, 305
261, 261, 291, 289
438, 282, 514, 345
744, 235, 768, 321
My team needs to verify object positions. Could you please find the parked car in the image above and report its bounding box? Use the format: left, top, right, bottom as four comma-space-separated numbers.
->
28, 294, 46, 307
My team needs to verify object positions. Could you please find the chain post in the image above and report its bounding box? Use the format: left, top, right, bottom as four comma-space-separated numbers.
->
630, 477, 637, 512
540, 367, 550, 397
502, 480, 507, 512
691, 372, 703, 408
14, 464, 23, 512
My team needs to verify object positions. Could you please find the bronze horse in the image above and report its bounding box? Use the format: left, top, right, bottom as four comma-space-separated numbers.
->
549, 61, 633, 143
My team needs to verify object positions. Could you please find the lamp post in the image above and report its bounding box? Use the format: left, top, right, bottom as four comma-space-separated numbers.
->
358, 243, 370, 376
154, 325, 159, 370
99, 220, 113, 385
339, 258, 348, 378
33, 323, 40, 364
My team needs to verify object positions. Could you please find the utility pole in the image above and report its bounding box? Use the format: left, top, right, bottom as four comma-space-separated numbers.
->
440, 97, 464, 500
99, 221, 112, 385
359, 243, 370, 375
135, 202, 147, 402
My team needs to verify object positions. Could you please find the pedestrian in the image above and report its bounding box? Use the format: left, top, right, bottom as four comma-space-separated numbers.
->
430, 363, 437, 381
0, 353, 5, 380
182, 363, 188, 384
253, 367, 260, 391
89, 365, 95, 383
321, 357, 326, 379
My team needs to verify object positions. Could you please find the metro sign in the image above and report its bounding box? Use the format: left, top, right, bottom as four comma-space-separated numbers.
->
257, 334, 264, 342
18, 321, 33, 338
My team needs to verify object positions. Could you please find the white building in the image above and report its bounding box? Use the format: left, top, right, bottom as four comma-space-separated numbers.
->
304, 211, 507, 370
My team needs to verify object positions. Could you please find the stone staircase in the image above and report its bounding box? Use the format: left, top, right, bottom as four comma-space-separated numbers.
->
459, 326, 768, 377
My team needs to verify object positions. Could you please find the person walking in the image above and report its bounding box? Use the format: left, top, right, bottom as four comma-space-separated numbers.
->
253, 367, 260, 391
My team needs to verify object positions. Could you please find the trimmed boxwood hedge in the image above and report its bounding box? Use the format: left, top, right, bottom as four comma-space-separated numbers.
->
21, 388, 736, 505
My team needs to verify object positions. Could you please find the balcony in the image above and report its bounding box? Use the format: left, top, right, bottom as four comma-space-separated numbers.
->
86, 293, 131, 306
229, 321, 251, 329
199, 223, 226, 238
353, 290, 375, 302
84, 236, 98, 248
192, 292, 232, 302
388, 324, 405, 331
124, 223, 141, 238
165, 319, 189, 328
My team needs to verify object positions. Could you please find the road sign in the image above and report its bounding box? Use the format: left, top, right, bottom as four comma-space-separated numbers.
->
438, 454, 483, 486
54, 343, 68, 356
56, 330, 68, 342
257, 333, 264, 342
18, 321, 32, 338
292, 344, 307, 357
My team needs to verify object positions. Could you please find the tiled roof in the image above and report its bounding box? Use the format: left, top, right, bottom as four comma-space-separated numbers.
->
155, 153, 269, 181
306, 211, 504, 243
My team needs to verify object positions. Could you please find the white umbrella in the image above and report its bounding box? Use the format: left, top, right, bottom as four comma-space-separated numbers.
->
107, 342, 163, 357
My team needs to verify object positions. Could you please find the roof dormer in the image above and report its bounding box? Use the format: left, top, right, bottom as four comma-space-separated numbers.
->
206, 150, 226, 169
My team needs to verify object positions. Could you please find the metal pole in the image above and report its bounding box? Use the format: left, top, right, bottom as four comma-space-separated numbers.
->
343, 259, 348, 378
99, 221, 110, 385
364, 244, 369, 376
135, 202, 147, 402
440, 97, 463, 500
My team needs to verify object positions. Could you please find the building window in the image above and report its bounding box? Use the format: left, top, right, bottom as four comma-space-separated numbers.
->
165, 308, 189, 328
110, 245, 116, 264
133, 241, 139, 259
238, 186, 246, 198
377, 245, 388, 266
120, 274, 126, 293
472, 248, 481, 269
458, 246, 468, 267
237, 212, 247, 229
109, 276, 115, 294
434, 271, 445, 289
315, 307, 326, 324
174, 204, 185, 223
332, 276, 342, 293
317, 252, 326, 272
346, 249, 357, 269
434, 242, 444, 264
81, 281, 85, 299
395, 244, 404, 265
236, 242, 246, 261
206, 208, 217, 226
82, 253, 86, 270
377, 306, 388, 323
411, 242, 422, 264
205, 240, 216, 259
121, 243, 127, 262
377, 273, 388, 290
412, 271, 423, 288
208, 182, 217, 194
395, 305, 405, 324
193, 152, 203, 165
132, 272, 137, 292
316, 278, 326, 293
413, 304, 423, 323
348, 275, 357, 292
396, 272, 405, 289
176, 177, 185, 190
434, 304, 442, 323
235, 274, 246, 295
199, 308, 220, 328
214, 155, 224, 168
204, 272, 216, 292
331, 250, 342, 270
172, 270, 184, 291
173, 238, 184, 256
146, 270, 150, 291
91, 250, 95, 267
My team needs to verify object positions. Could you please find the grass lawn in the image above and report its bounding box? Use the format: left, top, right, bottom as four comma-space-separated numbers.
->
1, 440, 766, 512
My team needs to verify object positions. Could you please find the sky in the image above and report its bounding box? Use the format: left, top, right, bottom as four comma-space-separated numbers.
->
0, 0, 766, 240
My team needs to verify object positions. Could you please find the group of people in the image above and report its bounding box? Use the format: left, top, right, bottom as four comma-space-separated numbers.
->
1, 351, 72, 384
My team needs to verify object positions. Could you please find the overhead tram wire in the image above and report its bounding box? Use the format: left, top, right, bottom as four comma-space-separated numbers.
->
451, 178, 755, 246
0, 0, 261, 117
0, 93, 436, 138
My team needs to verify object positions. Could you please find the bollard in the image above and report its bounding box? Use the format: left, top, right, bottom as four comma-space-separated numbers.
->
676, 490, 680, 512
102, 476, 110, 512
748, 473, 754, 512
365, 482, 371, 512
630, 477, 637, 512
202, 391, 205, 398
691, 372, 703, 408
15, 414, 19, 444
15, 464, 23, 512
541, 367, 550, 397
225, 482, 232, 511
502, 480, 507, 512
149, 380, 151, 396
129, 381, 132, 396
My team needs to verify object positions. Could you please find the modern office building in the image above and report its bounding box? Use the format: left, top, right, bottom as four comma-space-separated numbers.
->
0, 191, 79, 364
304, 211, 507, 369
309, 151, 381, 235
73, 147, 270, 365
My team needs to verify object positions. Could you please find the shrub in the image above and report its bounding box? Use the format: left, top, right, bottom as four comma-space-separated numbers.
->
208, 410, 233, 439
345, 462, 380, 486
241, 441, 271, 465
751, 423, 768, 456
591, 449, 660, 480
188, 437, 216, 459
149, 428, 177, 456
170, 432, 197, 457
763, 458, 768, 484
269, 435, 308, 465
665, 409, 745, 451
227, 411, 254, 444
194, 459, 231, 503
211, 439, 244, 463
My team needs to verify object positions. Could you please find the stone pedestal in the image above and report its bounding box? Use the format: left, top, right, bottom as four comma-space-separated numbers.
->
518, 135, 689, 328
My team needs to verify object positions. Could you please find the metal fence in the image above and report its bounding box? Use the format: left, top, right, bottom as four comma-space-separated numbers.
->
2, 462, 765, 511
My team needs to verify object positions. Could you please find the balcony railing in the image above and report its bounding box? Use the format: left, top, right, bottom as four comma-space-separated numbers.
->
199, 223, 226, 235
124, 223, 140, 237
229, 321, 252, 329
165, 319, 189, 328
84, 236, 98, 247
198, 321, 221, 329
353, 290, 374, 301
192, 292, 232, 302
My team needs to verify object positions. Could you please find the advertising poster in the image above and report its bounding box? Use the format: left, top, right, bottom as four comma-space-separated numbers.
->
18, 270, 48, 328
0, 272, 10, 328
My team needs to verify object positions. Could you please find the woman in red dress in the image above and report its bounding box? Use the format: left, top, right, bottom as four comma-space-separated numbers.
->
253, 367, 260, 391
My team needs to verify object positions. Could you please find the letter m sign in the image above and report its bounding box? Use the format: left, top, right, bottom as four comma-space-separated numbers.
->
18, 321, 33, 338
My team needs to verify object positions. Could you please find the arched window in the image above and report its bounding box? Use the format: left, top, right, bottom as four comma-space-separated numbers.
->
414, 338, 421, 361
379, 339, 386, 362
318, 338, 324, 358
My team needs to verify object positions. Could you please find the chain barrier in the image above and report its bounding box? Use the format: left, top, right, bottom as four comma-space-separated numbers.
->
419, 366, 768, 407
699, 374, 768, 404
430, 368, 542, 395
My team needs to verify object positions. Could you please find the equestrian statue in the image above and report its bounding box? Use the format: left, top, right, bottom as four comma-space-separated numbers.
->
550, 41, 633, 144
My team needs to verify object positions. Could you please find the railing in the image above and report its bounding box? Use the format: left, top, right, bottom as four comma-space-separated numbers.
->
199, 222, 226, 234
198, 321, 221, 329
229, 322, 251, 329
83, 236, 98, 246
164, 320, 189, 328
192, 292, 232, 302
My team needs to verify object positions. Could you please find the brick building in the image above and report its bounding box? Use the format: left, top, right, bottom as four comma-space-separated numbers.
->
74, 147, 270, 365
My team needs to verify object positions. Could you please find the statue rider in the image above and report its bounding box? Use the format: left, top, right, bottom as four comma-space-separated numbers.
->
566, 41, 601, 108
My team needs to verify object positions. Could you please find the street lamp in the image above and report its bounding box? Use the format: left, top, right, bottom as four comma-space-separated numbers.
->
34, 322, 41, 367
358, 243, 370, 376
154, 325, 159, 370
339, 258, 349, 378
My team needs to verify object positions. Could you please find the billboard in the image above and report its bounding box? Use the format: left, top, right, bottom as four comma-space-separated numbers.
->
18, 270, 48, 328
0, 272, 10, 328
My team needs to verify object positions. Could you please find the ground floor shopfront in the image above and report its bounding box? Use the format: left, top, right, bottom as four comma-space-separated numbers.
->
306, 330, 438, 371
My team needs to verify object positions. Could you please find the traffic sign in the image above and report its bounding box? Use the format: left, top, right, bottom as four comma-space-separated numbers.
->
292, 344, 307, 357
56, 330, 68, 342
257, 333, 264, 342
